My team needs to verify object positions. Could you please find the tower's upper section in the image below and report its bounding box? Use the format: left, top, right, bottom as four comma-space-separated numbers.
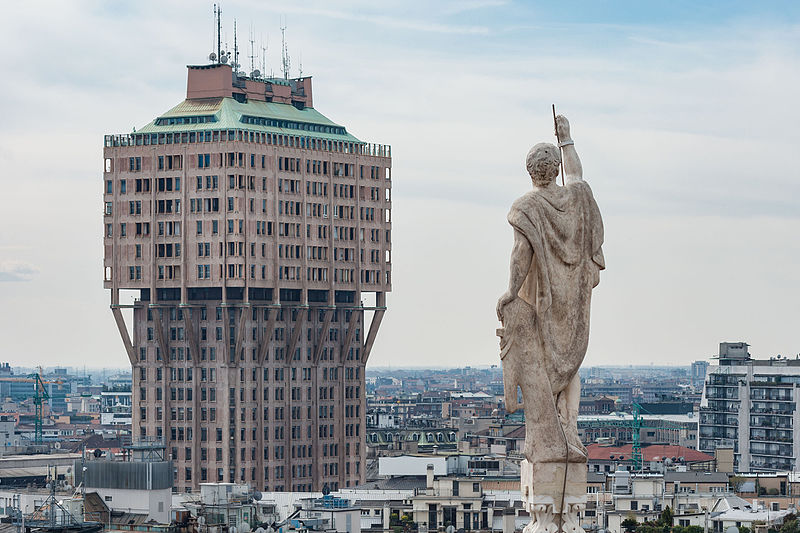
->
185, 63, 313, 107
103, 63, 391, 305
131, 64, 360, 145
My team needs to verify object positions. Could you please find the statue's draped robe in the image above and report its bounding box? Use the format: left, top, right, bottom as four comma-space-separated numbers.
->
501, 180, 605, 414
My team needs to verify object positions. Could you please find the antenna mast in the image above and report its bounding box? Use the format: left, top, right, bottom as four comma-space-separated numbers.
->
233, 19, 239, 74
249, 23, 256, 75
261, 36, 267, 77
216, 4, 222, 63
281, 20, 291, 79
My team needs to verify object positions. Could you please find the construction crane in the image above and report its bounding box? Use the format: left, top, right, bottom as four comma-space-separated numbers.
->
0, 369, 61, 444
31, 372, 50, 445
580, 401, 686, 472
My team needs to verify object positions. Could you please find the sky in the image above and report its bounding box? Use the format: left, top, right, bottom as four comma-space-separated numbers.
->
1, 1, 799, 369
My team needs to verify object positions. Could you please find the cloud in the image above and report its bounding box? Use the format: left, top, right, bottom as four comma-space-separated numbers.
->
244, 2, 490, 35
1, 1, 799, 367
0, 262, 39, 282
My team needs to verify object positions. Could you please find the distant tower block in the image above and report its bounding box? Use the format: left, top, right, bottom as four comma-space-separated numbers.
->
102, 59, 392, 492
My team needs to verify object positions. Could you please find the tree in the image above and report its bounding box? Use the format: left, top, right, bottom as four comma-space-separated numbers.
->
730, 475, 746, 492
659, 507, 674, 528
622, 517, 639, 533
780, 519, 800, 533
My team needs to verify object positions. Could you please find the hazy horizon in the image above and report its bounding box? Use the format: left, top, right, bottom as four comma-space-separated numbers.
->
1, 1, 799, 368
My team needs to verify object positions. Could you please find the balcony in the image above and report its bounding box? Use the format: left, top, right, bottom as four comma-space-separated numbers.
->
749, 417, 793, 429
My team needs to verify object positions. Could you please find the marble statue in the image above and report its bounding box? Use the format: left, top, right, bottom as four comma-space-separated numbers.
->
496, 115, 604, 533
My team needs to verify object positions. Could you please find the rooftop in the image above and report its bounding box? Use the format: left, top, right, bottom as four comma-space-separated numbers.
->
136, 96, 360, 143
587, 443, 713, 463
122, 63, 367, 146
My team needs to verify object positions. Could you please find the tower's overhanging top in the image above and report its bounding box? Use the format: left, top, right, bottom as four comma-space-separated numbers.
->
134, 63, 361, 143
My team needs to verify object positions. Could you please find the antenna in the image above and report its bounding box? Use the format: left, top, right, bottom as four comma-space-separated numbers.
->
261, 35, 267, 78
209, 4, 222, 63
216, 4, 222, 63
298, 52, 303, 77
233, 19, 239, 74
281, 18, 291, 79
249, 23, 256, 75
211, 4, 216, 61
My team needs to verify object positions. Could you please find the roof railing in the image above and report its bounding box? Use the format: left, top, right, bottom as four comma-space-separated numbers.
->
104, 132, 391, 158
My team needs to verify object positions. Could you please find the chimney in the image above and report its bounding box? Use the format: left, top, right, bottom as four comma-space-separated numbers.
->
426, 464, 434, 490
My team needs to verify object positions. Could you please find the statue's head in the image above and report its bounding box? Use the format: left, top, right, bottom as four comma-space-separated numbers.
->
526, 143, 561, 186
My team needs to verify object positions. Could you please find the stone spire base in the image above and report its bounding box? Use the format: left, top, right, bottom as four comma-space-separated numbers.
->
520, 460, 587, 533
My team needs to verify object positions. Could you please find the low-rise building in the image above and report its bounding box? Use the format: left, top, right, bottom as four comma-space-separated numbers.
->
587, 443, 714, 473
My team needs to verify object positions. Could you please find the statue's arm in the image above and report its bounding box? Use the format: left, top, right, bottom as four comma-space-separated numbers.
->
556, 115, 583, 184
496, 229, 533, 322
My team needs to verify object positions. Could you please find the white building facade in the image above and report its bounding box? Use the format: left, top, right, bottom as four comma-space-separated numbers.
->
700, 342, 800, 472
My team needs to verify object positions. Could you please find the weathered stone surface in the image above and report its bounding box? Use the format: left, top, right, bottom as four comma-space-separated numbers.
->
497, 116, 604, 533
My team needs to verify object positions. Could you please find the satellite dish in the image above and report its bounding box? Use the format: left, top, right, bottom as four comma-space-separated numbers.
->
209, 52, 217, 61
253, 491, 262, 501
220, 53, 229, 64
54, 442, 61, 449
252, 70, 261, 78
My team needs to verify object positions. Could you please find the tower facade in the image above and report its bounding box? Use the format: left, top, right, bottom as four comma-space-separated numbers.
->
103, 63, 391, 492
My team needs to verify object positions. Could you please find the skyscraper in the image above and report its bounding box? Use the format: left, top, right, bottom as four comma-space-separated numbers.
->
103, 61, 391, 492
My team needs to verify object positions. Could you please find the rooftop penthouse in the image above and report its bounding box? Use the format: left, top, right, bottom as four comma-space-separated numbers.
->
104, 63, 390, 158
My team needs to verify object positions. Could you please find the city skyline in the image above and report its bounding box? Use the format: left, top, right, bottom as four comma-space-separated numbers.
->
1, 1, 800, 368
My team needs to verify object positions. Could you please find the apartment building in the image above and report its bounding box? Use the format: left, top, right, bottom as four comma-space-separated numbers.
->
699, 342, 800, 472
103, 60, 392, 492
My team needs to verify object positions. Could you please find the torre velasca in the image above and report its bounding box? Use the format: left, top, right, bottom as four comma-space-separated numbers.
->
102, 62, 391, 492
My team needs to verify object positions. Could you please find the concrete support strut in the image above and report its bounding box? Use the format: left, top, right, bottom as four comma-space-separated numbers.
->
111, 307, 136, 365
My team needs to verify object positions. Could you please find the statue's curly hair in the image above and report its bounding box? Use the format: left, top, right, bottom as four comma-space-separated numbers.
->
526, 143, 561, 186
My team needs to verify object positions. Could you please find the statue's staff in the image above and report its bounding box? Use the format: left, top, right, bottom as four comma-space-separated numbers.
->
552, 104, 565, 186
552, 100, 570, 529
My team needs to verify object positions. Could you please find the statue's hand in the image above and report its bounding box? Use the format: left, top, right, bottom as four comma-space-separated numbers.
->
555, 114, 571, 142
496, 291, 515, 322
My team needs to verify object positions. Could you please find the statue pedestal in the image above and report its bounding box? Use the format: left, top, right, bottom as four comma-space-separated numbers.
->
520, 460, 587, 533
